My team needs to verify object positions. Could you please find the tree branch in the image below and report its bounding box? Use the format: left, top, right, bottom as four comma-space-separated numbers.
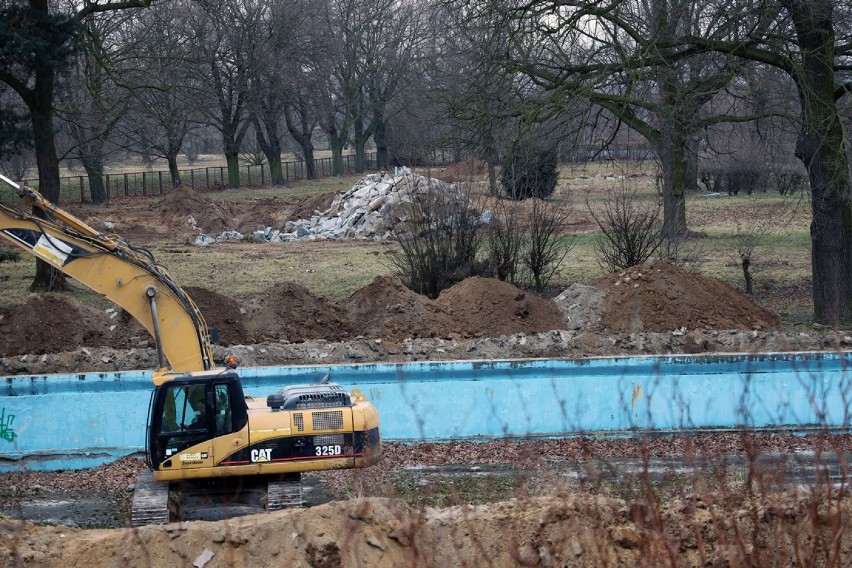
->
78, 0, 153, 19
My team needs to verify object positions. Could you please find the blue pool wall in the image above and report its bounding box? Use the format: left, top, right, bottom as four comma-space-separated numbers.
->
1, 350, 849, 472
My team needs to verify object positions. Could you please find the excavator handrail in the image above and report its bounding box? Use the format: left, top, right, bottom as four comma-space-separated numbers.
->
0, 174, 214, 373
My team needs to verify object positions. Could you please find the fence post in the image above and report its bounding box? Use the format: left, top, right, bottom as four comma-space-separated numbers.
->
158, 171, 163, 194
191, 170, 195, 189
79, 177, 84, 203
247, 165, 252, 185
105, 174, 110, 200
124, 173, 128, 196
261, 164, 265, 185
142, 172, 147, 196
220, 167, 224, 185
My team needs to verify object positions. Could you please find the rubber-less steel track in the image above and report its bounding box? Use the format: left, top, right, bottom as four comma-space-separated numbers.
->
267, 473, 304, 510
130, 471, 304, 525
130, 469, 170, 526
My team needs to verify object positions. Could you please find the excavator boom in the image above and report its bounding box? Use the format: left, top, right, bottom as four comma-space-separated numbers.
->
0, 174, 213, 372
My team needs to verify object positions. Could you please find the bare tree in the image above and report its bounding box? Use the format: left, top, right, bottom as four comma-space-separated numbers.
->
56, 13, 136, 204
487, 198, 525, 284
732, 222, 768, 294
388, 182, 484, 298
431, 1, 523, 193
117, 0, 199, 189
248, 0, 316, 185
448, 0, 781, 238
282, 75, 321, 179
680, 0, 852, 323
0, 0, 153, 290
183, 0, 262, 188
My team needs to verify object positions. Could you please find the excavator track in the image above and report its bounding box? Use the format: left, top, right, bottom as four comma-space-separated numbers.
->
267, 473, 304, 510
130, 472, 304, 525
130, 469, 170, 526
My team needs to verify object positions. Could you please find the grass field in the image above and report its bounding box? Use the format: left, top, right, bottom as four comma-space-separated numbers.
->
0, 161, 815, 325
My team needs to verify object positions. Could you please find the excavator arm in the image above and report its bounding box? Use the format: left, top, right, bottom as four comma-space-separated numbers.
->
0, 174, 213, 372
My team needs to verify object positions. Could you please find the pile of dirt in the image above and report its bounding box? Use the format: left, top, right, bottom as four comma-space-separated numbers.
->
437, 158, 488, 181
286, 192, 337, 221
183, 286, 248, 346
0, 295, 147, 357
437, 276, 564, 337
244, 282, 353, 343
345, 275, 458, 341
152, 188, 240, 236
594, 260, 781, 333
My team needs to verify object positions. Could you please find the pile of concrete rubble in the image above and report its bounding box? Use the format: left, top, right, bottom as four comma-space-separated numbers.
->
195, 168, 470, 245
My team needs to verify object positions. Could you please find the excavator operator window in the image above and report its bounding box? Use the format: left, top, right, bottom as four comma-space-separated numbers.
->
214, 383, 233, 436
161, 384, 207, 433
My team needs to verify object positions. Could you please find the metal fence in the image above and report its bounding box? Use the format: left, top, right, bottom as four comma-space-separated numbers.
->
8, 153, 377, 204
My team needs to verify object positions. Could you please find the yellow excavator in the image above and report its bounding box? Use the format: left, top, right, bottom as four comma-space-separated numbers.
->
0, 174, 381, 524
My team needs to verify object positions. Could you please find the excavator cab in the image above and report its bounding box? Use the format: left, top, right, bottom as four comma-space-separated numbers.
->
147, 370, 248, 470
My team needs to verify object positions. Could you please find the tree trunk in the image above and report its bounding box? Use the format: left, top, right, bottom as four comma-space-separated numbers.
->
657, 133, 688, 238
81, 158, 106, 204
299, 147, 314, 180
79, 136, 107, 204
374, 114, 389, 170
166, 134, 183, 188
484, 137, 499, 195
786, 0, 852, 324
283, 106, 317, 179
254, 118, 284, 185
354, 143, 366, 173
684, 137, 699, 191
267, 155, 284, 186
167, 154, 181, 188
330, 143, 345, 177
30, 68, 66, 292
352, 115, 367, 173
225, 151, 240, 188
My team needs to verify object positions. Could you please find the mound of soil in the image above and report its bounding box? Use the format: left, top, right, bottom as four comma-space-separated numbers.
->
0, 295, 147, 356
153, 188, 239, 236
244, 282, 353, 343
183, 287, 248, 346
437, 277, 564, 337
345, 275, 457, 341
593, 260, 781, 333
288, 192, 337, 222
437, 158, 487, 182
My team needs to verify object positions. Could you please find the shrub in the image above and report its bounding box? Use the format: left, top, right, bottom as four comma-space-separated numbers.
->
0, 249, 21, 263
388, 181, 485, 298
589, 188, 663, 272
500, 141, 558, 201
486, 199, 524, 284
521, 199, 574, 292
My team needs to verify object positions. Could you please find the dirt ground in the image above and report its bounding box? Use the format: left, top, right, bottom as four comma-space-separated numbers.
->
2, 181, 851, 566
5, 489, 852, 567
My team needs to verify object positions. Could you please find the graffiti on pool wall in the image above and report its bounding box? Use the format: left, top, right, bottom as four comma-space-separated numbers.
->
0, 408, 16, 442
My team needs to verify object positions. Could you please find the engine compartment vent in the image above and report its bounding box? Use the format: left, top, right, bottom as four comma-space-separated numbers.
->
267, 383, 352, 411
